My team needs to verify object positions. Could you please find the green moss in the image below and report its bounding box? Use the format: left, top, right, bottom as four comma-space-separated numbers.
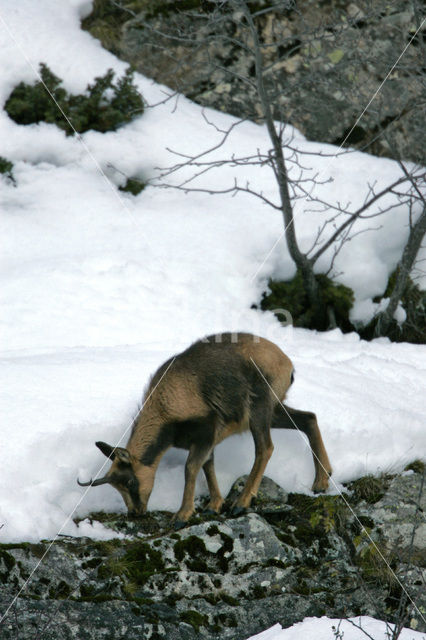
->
292, 579, 309, 595
173, 535, 210, 572
0, 542, 47, 564
164, 593, 180, 607
214, 531, 233, 573
206, 524, 220, 536
265, 558, 287, 569
81, 557, 102, 570
202, 593, 218, 605
357, 516, 375, 529
90, 539, 122, 554
275, 531, 294, 546
99, 541, 165, 588
84, 589, 111, 603
215, 612, 238, 627
49, 580, 72, 599
252, 584, 266, 599
218, 531, 233, 552
79, 584, 98, 598
260, 271, 354, 332
170, 533, 180, 540
0, 549, 16, 574
5, 63, 144, 136
220, 591, 239, 606
179, 609, 208, 632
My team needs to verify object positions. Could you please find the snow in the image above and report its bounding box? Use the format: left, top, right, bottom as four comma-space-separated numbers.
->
0, 0, 424, 579
247, 617, 426, 640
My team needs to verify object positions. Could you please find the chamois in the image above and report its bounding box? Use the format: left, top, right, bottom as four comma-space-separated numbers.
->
78, 333, 332, 527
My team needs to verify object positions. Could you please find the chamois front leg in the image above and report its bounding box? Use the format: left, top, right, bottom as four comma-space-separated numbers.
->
202, 452, 224, 514
173, 443, 213, 529
232, 398, 274, 514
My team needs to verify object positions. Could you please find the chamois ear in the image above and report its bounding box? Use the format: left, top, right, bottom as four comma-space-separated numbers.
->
95, 441, 116, 459
114, 448, 132, 464
95, 441, 132, 464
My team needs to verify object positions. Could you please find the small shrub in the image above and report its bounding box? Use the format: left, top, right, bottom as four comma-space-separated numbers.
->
119, 177, 146, 195
0, 156, 15, 184
404, 460, 425, 474
5, 63, 144, 136
260, 271, 354, 332
348, 475, 390, 505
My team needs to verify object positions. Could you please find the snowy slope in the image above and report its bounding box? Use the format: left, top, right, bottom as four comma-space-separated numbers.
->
247, 617, 426, 640
0, 0, 425, 551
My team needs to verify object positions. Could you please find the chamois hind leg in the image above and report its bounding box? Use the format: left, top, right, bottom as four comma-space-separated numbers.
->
173, 442, 214, 528
233, 396, 274, 513
272, 404, 332, 493
203, 452, 224, 514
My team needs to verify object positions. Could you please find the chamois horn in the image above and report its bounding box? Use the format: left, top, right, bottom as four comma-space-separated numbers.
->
77, 476, 111, 487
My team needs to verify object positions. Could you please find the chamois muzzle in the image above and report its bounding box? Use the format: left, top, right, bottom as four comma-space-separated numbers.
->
77, 476, 111, 487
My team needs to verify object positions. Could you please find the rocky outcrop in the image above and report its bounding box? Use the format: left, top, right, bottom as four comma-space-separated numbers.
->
82, 0, 425, 163
1, 468, 425, 639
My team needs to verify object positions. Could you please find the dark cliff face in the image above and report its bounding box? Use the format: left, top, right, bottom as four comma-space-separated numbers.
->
1, 469, 425, 640
82, 0, 425, 165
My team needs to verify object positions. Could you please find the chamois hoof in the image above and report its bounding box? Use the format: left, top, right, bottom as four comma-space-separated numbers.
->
231, 506, 247, 517
203, 508, 219, 516
312, 475, 331, 494
173, 519, 187, 531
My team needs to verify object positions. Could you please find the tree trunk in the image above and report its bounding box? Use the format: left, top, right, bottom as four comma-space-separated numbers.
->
240, 1, 320, 308
374, 206, 426, 337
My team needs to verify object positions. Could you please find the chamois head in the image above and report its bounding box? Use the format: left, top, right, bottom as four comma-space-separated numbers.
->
77, 441, 155, 516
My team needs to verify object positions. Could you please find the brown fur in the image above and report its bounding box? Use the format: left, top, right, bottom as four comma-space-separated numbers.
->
80, 333, 332, 525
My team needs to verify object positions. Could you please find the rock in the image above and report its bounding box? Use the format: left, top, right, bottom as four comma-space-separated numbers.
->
356, 472, 426, 564
82, 0, 424, 163
1, 469, 425, 638
226, 475, 290, 513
